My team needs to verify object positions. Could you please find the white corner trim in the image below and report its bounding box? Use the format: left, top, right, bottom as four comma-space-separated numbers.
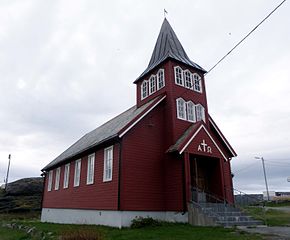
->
119, 95, 166, 138
209, 118, 236, 157
179, 125, 228, 161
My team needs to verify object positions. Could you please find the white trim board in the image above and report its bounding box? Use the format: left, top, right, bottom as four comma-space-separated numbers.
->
208, 117, 236, 157
119, 95, 166, 138
179, 125, 228, 161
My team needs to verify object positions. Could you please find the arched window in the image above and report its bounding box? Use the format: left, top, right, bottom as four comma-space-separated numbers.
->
174, 66, 183, 86
184, 70, 193, 89
187, 101, 196, 122
157, 69, 165, 90
149, 75, 156, 95
176, 98, 186, 120
196, 104, 205, 122
193, 73, 202, 93
141, 80, 148, 99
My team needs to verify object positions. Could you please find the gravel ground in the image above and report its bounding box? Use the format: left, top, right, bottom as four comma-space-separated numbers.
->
238, 226, 290, 240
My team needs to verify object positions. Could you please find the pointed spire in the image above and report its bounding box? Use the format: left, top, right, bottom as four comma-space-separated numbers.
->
135, 19, 206, 82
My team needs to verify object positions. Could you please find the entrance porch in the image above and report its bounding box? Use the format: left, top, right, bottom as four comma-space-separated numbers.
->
183, 153, 232, 206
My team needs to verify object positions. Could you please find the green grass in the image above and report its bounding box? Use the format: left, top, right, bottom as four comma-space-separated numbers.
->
0, 226, 29, 240
0, 217, 263, 240
244, 206, 290, 226
265, 201, 290, 207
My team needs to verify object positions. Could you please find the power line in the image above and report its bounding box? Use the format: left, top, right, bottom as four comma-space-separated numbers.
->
234, 161, 260, 174
206, 0, 287, 75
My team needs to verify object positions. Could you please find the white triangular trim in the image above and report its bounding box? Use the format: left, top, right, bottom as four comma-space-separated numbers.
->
209, 117, 236, 157
179, 125, 228, 161
119, 95, 166, 138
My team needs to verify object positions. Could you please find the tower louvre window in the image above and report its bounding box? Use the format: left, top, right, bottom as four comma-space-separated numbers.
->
176, 98, 205, 123
174, 66, 183, 86
157, 69, 165, 90
184, 70, 193, 89
149, 75, 156, 95
196, 104, 205, 122
187, 101, 196, 122
193, 73, 202, 93
140, 68, 165, 101
176, 98, 186, 120
141, 81, 148, 99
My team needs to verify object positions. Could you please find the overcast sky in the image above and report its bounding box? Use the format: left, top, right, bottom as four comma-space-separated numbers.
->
0, 0, 289, 194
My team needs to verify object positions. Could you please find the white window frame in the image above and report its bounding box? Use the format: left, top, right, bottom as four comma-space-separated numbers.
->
193, 73, 202, 93
157, 69, 165, 90
196, 104, 206, 122
47, 170, 53, 192
184, 70, 193, 89
63, 163, 70, 189
54, 167, 61, 190
174, 66, 184, 86
176, 98, 187, 120
141, 80, 148, 100
187, 101, 196, 122
103, 146, 113, 182
149, 75, 156, 95
86, 153, 95, 185
74, 159, 81, 187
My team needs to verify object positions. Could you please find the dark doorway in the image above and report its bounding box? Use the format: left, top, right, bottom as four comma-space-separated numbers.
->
190, 155, 223, 202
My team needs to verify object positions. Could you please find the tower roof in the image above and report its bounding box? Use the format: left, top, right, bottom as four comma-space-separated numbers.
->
135, 18, 206, 83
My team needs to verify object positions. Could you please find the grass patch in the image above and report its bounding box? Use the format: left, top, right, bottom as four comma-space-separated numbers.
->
244, 206, 290, 226
0, 213, 263, 240
0, 226, 29, 240
265, 201, 290, 207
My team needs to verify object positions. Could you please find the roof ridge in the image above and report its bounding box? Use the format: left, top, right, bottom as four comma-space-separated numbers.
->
134, 19, 206, 83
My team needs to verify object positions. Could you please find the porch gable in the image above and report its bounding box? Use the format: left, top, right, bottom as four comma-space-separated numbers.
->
169, 124, 229, 161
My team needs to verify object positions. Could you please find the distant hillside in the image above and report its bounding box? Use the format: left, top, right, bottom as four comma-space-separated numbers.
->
0, 177, 43, 213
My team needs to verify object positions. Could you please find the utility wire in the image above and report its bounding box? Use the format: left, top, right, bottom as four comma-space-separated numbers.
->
179, 0, 286, 100
234, 161, 260, 174
206, 0, 287, 75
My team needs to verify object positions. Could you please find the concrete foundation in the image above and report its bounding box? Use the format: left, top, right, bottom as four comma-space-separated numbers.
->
41, 208, 188, 228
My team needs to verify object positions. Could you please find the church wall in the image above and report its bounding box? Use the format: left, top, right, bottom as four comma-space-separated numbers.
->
42, 144, 120, 210
120, 102, 167, 211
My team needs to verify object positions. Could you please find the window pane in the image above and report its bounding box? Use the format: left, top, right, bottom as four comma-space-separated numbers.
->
74, 160, 81, 187
193, 74, 202, 92
187, 102, 196, 122
48, 170, 53, 191
141, 81, 148, 99
158, 70, 165, 89
63, 164, 70, 189
175, 67, 183, 86
149, 76, 156, 94
103, 147, 113, 181
184, 71, 192, 89
177, 98, 186, 120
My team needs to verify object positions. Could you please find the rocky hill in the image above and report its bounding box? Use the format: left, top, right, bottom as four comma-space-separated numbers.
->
0, 177, 43, 213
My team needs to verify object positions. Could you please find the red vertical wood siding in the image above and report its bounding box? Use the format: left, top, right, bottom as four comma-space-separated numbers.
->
120, 102, 167, 211
42, 144, 119, 210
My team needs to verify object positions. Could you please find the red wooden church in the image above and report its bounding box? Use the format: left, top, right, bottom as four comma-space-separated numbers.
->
41, 19, 237, 227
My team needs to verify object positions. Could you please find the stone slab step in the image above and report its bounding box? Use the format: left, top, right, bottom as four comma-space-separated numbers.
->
217, 220, 264, 227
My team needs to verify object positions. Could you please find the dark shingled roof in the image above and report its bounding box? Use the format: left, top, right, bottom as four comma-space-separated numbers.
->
43, 96, 162, 171
135, 18, 206, 83
167, 122, 201, 153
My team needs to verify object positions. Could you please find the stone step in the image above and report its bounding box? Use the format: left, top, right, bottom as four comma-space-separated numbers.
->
216, 216, 257, 222
202, 207, 240, 213
217, 220, 264, 227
